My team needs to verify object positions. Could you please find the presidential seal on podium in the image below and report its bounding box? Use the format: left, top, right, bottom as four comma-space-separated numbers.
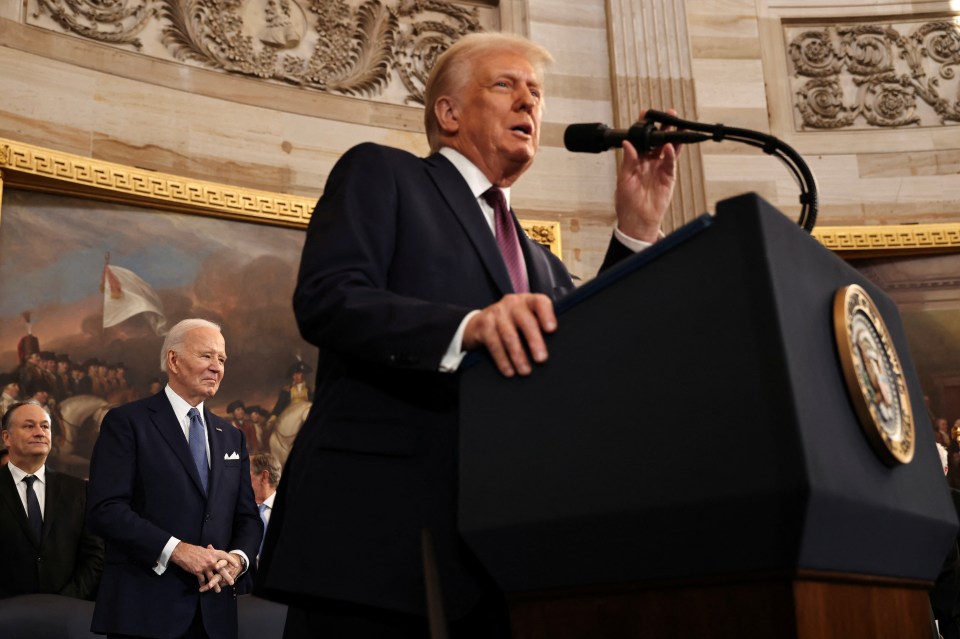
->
833, 284, 915, 466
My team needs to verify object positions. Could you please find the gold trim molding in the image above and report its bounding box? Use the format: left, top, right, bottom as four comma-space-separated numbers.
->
813, 223, 960, 258
0, 138, 562, 257
0, 138, 314, 227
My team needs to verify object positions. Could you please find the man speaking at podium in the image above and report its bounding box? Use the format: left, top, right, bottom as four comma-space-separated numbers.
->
256, 32, 680, 638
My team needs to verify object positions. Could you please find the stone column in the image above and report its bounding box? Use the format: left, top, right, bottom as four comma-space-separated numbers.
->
605, 0, 706, 231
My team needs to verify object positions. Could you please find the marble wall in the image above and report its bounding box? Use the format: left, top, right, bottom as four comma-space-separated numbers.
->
2, 0, 959, 279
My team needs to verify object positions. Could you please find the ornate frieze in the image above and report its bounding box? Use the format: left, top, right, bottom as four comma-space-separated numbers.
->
785, 17, 960, 130
27, 0, 490, 106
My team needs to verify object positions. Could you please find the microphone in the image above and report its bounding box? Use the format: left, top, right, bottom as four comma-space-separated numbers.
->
564, 121, 710, 153
564, 110, 821, 232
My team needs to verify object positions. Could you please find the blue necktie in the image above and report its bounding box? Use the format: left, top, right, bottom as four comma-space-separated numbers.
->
23, 475, 42, 542
188, 408, 209, 494
257, 502, 268, 562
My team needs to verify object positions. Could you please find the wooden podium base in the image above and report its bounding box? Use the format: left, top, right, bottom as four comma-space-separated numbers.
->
508, 572, 932, 639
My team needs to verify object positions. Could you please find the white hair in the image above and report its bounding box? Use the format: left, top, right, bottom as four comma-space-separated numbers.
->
159, 319, 222, 372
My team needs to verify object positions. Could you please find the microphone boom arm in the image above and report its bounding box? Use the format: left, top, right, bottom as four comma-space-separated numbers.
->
642, 110, 820, 232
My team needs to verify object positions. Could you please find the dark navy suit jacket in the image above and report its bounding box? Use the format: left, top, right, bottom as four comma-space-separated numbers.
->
256, 143, 625, 618
0, 464, 103, 600
87, 391, 262, 639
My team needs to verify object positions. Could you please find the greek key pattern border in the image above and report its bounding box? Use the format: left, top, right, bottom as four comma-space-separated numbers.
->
813, 224, 960, 255
0, 138, 563, 256
0, 138, 314, 227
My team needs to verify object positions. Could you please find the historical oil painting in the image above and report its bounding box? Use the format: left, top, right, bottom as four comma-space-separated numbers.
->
0, 188, 317, 476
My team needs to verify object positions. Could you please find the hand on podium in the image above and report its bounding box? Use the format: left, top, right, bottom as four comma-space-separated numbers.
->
463, 292, 557, 378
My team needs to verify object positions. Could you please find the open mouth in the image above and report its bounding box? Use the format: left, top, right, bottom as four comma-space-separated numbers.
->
511, 123, 533, 136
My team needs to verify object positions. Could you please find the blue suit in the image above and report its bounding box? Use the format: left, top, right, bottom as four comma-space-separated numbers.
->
255, 143, 625, 619
87, 391, 262, 638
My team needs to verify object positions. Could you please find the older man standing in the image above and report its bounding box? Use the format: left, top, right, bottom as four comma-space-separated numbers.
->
87, 318, 262, 639
248, 452, 281, 566
256, 32, 678, 638
0, 400, 103, 600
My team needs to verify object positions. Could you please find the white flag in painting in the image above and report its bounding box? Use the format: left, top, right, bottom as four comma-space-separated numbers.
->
102, 264, 169, 335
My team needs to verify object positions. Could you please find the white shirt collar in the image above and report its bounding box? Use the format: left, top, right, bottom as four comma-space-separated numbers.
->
7, 461, 46, 485
438, 147, 512, 209
263, 491, 276, 510
164, 384, 206, 425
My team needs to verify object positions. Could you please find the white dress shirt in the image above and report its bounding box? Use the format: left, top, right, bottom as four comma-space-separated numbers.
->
260, 490, 276, 525
6, 461, 46, 519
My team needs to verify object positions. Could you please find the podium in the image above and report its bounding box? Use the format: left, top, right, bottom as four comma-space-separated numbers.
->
458, 194, 958, 639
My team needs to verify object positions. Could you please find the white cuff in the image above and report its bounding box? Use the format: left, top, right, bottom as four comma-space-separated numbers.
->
613, 226, 656, 253
439, 311, 481, 373
154, 536, 180, 575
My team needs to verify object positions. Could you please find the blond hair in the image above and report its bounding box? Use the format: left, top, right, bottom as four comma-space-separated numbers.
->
423, 32, 554, 153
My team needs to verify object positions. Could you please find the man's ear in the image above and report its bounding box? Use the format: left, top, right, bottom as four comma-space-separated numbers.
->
434, 96, 460, 136
165, 350, 179, 376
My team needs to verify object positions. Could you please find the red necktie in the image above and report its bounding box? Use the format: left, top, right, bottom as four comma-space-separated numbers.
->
482, 187, 529, 293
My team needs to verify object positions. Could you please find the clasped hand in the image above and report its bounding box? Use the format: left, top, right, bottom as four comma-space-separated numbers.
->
171, 541, 242, 593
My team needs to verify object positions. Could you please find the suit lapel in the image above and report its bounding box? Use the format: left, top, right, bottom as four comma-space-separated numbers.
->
0, 464, 37, 549
40, 471, 60, 544
147, 392, 207, 498
206, 409, 224, 500
424, 153, 515, 296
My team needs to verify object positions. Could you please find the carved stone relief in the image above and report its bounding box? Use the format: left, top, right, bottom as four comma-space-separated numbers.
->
785, 17, 960, 130
27, 0, 493, 106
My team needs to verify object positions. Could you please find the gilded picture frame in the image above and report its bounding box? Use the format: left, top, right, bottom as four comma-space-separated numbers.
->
814, 225, 960, 260
0, 138, 563, 256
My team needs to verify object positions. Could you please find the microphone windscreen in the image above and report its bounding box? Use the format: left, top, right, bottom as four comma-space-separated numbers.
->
563, 123, 610, 153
